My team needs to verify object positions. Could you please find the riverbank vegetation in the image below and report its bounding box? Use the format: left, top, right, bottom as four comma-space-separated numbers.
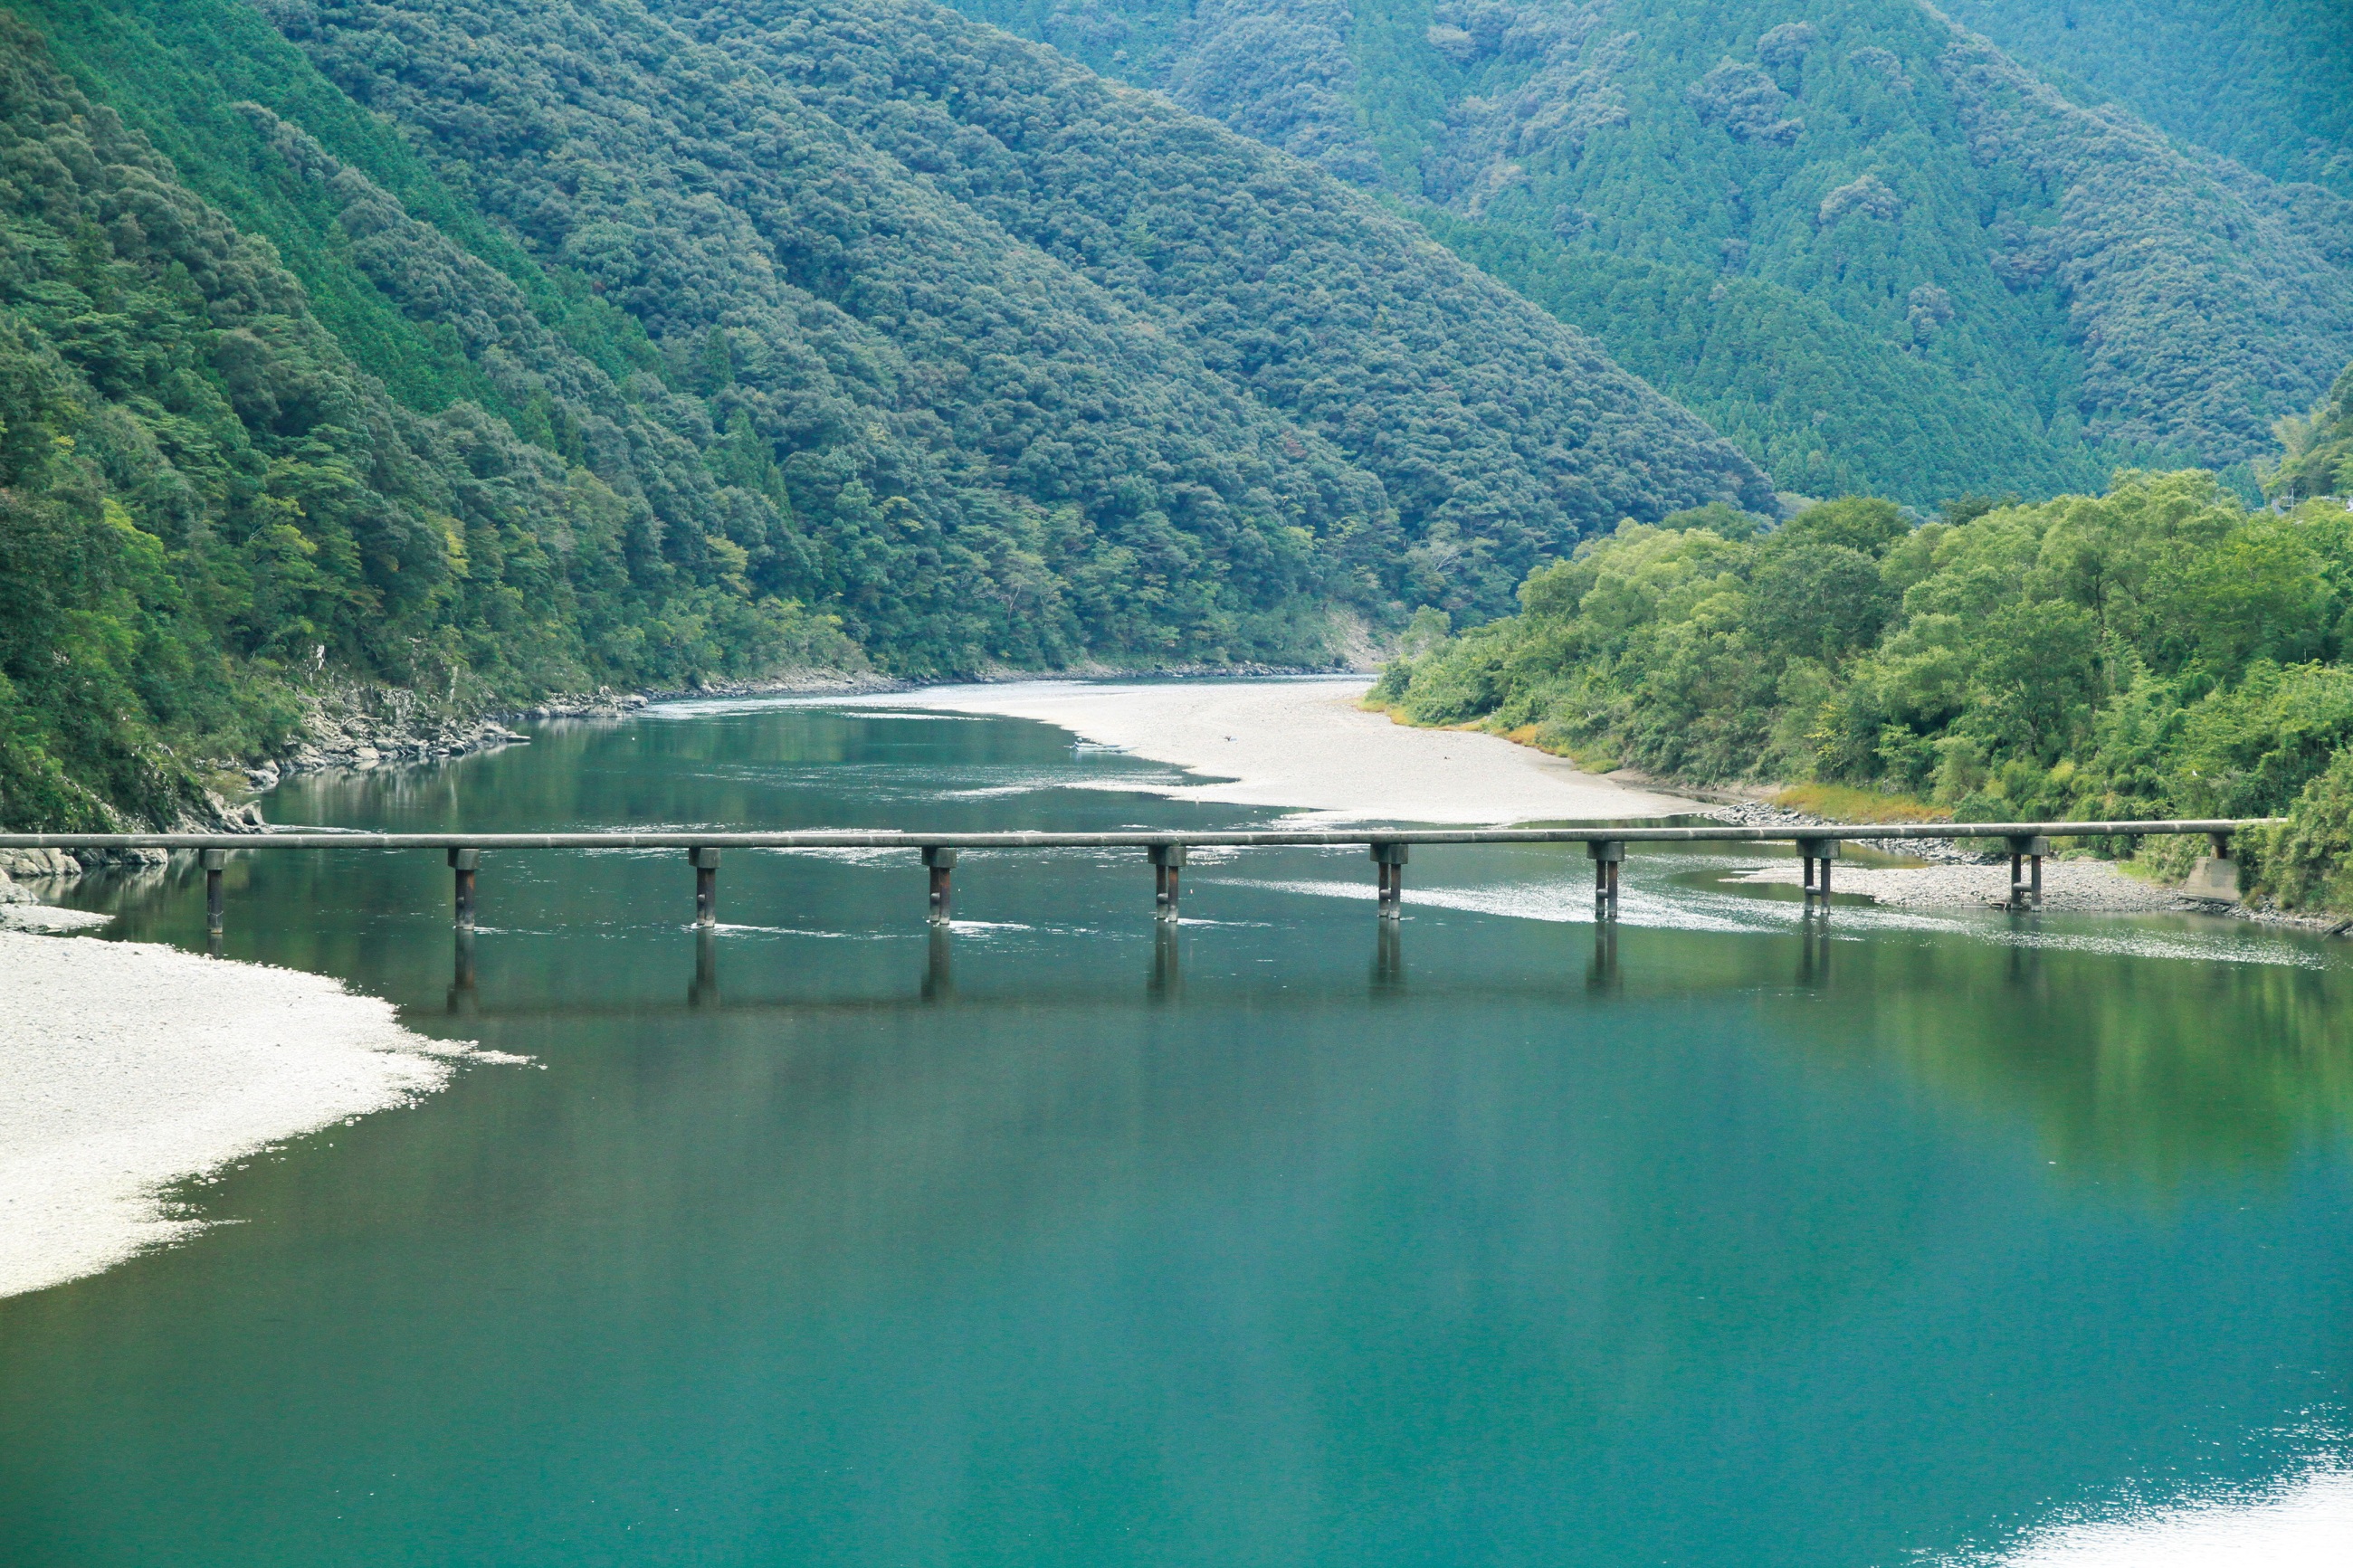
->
1371, 383, 2353, 909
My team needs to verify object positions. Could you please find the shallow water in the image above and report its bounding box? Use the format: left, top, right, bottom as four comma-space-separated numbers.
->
3, 699, 2349, 1566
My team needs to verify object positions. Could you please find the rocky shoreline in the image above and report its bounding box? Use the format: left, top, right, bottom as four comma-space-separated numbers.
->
252, 666, 916, 790
1700, 798, 2005, 864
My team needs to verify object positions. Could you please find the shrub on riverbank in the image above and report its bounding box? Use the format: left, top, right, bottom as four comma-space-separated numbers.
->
2244, 753, 2353, 912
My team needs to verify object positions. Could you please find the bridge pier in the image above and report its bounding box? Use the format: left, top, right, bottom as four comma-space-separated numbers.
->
449, 847, 480, 928
1151, 842, 1186, 921
2006, 835, 2051, 908
1588, 840, 1624, 915
923, 845, 957, 925
1797, 838, 1837, 907
202, 848, 227, 933
689, 846, 720, 927
1372, 841, 1407, 920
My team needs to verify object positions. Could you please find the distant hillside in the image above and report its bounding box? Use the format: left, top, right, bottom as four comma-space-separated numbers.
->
0, 0, 1764, 827
951, 0, 2353, 505
1939, 0, 2353, 197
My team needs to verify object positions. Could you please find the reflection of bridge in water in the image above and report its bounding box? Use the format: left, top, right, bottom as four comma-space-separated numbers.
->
421, 892, 2087, 1021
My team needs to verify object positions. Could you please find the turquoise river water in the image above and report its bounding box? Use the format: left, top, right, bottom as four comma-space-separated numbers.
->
2, 696, 2349, 1565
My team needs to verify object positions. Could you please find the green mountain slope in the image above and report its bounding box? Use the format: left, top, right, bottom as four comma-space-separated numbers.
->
0, 0, 1767, 826
950, 0, 2353, 505
1938, 0, 2353, 197
264, 0, 1769, 617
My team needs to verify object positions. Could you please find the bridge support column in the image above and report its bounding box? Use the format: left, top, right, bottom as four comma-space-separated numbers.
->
2182, 830, 2243, 902
1372, 841, 1407, 920
2006, 835, 2051, 908
1797, 838, 1837, 907
924, 845, 957, 925
1150, 842, 1186, 921
202, 849, 227, 933
449, 847, 480, 928
689, 846, 720, 927
1587, 840, 1624, 916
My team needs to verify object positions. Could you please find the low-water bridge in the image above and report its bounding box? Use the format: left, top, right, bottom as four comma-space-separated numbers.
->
0, 820, 2273, 934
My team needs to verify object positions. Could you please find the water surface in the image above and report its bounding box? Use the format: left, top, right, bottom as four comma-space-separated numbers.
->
3, 699, 2348, 1565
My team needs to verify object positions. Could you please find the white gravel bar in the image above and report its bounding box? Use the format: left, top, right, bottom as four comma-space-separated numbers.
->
0, 930, 493, 1301
830, 676, 1700, 824
1728, 858, 2193, 912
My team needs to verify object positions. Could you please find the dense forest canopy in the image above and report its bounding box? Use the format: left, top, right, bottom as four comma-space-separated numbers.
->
950, 0, 2353, 508
0, 0, 1767, 828
1374, 364, 2353, 909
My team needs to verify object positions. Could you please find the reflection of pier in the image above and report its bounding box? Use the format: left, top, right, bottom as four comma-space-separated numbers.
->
923, 926, 954, 1003
499, 915, 1843, 1017
691, 928, 720, 1008
449, 927, 478, 1013
1150, 923, 1180, 1001
1588, 920, 1617, 992
15, 819, 2261, 940
1796, 911, 1833, 988
1372, 920, 1405, 994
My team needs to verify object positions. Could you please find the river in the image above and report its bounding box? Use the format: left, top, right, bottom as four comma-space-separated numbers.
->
2, 696, 2348, 1565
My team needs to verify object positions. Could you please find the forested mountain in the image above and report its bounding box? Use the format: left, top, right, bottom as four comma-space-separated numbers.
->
953, 0, 2353, 506
1939, 0, 2353, 197
0, 0, 1764, 828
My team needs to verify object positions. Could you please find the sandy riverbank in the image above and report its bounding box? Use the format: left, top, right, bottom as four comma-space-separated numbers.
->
817, 678, 2265, 917
831, 677, 1700, 824
0, 930, 516, 1301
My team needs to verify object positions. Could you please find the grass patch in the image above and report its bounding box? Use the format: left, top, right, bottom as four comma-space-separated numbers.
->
1774, 783, 1952, 824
